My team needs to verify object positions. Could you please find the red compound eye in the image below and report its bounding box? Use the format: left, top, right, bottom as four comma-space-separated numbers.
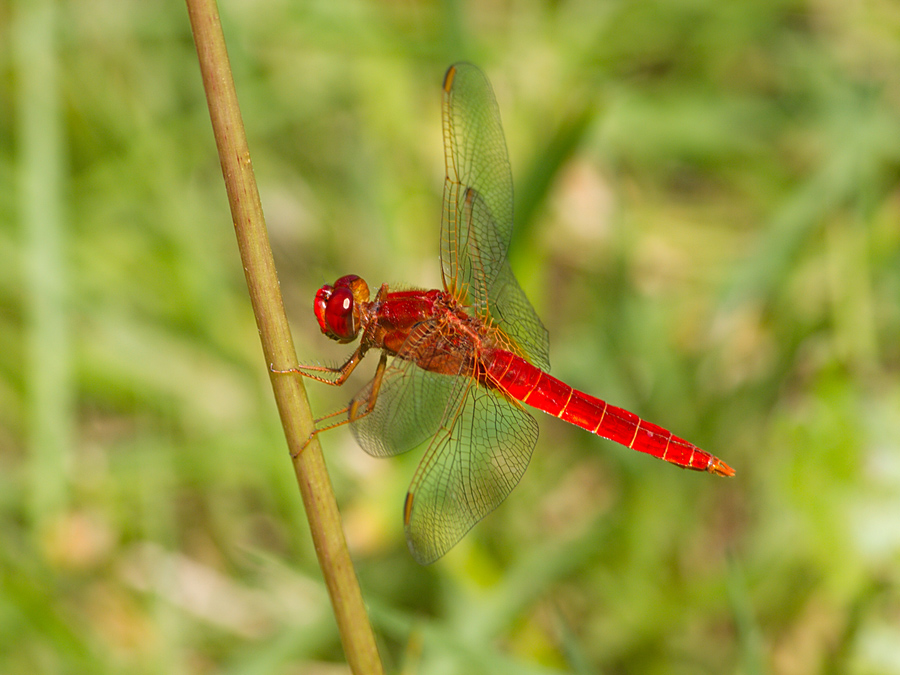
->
313, 275, 369, 343
314, 285, 358, 342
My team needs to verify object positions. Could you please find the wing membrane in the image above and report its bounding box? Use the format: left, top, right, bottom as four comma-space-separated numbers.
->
350, 324, 457, 458
441, 62, 550, 369
403, 378, 539, 564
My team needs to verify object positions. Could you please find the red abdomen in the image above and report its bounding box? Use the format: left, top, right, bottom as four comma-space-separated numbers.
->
486, 350, 733, 476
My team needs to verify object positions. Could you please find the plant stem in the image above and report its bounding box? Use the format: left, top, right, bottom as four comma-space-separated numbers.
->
184, 1, 383, 672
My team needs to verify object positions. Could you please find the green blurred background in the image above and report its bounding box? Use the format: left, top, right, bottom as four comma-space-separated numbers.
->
4, 0, 900, 672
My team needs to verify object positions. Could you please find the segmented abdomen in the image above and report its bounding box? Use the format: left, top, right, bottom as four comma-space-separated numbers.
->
486, 350, 733, 476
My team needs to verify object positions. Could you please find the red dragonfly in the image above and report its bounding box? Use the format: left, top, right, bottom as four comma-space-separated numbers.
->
282, 63, 733, 564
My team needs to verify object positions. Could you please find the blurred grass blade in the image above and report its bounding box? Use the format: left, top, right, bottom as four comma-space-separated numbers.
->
553, 607, 594, 675
0, 554, 103, 671
14, 0, 72, 527
722, 92, 899, 309
513, 101, 597, 257
727, 556, 765, 675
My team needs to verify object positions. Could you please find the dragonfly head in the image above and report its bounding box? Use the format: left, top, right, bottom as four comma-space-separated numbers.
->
314, 275, 370, 343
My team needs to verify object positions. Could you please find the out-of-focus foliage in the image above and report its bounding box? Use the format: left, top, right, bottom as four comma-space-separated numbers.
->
3, 0, 900, 672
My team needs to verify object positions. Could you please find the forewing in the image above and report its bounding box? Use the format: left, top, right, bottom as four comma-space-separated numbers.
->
441, 62, 512, 309
463, 188, 551, 370
441, 62, 550, 370
403, 379, 539, 564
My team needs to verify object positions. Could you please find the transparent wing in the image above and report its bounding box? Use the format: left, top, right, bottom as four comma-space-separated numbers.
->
463, 187, 551, 370
441, 62, 550, 370
350, 324, 457, 458
403, 376, 540, 564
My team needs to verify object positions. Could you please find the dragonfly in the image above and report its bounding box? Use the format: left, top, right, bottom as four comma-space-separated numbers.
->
280, 62, 734, 565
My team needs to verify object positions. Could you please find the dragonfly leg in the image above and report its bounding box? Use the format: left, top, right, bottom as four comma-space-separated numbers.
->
348, 352, 388, 421
290, 406, 352, 457
281, 351, 388, 458
271, 345, 368, 386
